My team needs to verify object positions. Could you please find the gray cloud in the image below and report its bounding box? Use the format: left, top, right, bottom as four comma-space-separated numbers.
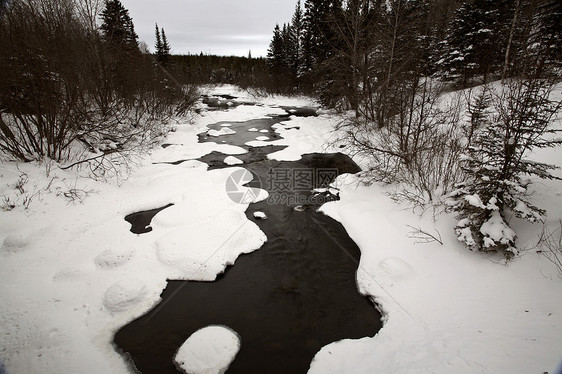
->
122, 0, 296, 57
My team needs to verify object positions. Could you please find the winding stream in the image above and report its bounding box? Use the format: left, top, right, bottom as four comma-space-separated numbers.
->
114, 97, 382, 373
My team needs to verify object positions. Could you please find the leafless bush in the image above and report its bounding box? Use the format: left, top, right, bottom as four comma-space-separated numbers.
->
0, 0, 196, 167
340, 79, 465, 208
536, 221, 562, 276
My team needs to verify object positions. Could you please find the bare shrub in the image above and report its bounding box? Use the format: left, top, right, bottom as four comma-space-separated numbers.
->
536, 221, 562, 276
0, 0, 197, 166
340, 79, 465, 207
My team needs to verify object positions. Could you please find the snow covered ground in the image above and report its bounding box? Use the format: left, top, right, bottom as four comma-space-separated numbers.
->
0, 84, 561, 373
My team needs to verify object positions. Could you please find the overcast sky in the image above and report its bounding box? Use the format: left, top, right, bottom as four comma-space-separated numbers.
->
121, 0, 297, 57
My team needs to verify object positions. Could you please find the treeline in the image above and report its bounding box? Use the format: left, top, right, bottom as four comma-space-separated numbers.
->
267, 0, 561, 113
170, 54, 271, 89
0, 0, 196, 165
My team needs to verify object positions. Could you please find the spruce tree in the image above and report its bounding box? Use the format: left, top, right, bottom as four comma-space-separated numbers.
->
289, 0, 304, 83
155, 23, 163, 56
531, 0, 562, 76
267, 24, 286, 75
154, 23, 171, 65
100, 0, 138, 51
438, 0, 513, 86
449, 80, 561, 256
161, 28, 171, 62
301, 0, 340, 74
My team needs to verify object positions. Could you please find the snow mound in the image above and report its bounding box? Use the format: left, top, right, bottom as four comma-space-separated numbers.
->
103, 279, 147, 313
253, 211, 267, 220
1, 231, 31, 249
154, 210, 267, 281
255, 136, 269, 141
224, 156, 243, 166
94, 248, 135, 269
207, 128, 236, 137
248, 128, 259, 132
174, 325, 240, 374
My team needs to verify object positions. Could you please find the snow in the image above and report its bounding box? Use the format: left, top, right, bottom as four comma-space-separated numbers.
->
480, 210, 517, 249
174, 325, 240, 374
154, 209, 266, 281
253, 211, 267, 220
314, 172, 562, 374
207, 127, 236, 137
103, 278, 148, 314
199, 84, 317, 108
1, 83, 561, 374
464, 193, 486, 208
0, 99, 270, 372
258, 116, 342, 161
223, 156, 243, 165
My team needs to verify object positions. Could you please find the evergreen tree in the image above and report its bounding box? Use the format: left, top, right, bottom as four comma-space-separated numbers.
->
100, 0, 138, 51
438, 0, 513, 85
161, 28, 171, 60
155, 23, 163, 56
289, 0, 304, 83
449, 80, 561, 256
267, 24, 287, 75
154, 23, 171, 65
301, 0, 341, 75
530, 0, 562, 76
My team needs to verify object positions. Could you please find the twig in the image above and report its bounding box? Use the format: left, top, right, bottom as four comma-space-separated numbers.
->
406, 225, 443, 245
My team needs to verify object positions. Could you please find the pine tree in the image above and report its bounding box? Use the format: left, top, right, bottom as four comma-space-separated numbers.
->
301, 0, 341, 75
437, 0, 513, 86
154, 23, 171, 65
100, 0, 138, 51
155, 23, 163, 56
289, 0, 304, 83
267, 24, 286, 75
530, 0, 562, 77
161, 28, 171, 61
449, 80, 561, 256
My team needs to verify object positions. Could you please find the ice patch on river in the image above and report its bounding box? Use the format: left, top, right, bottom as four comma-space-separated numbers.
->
207, 128, 236, 137
224, 156, 243, 165
174, 325, 240, 374
155, 209, 267, 281
266, 116, 343, 161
